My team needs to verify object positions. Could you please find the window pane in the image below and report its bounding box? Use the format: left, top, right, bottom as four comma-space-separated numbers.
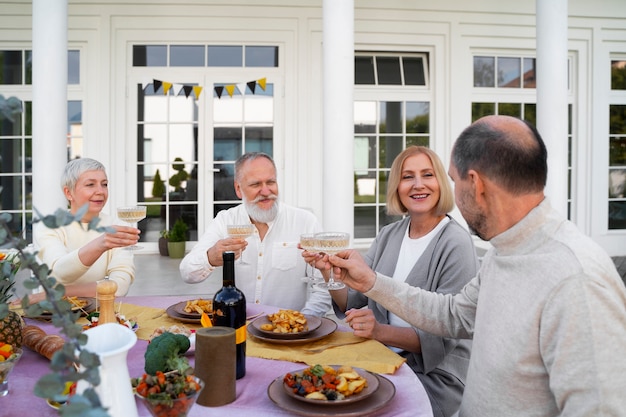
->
377, 57, 402, 85
354, 136, 375, 170
474, 56, 495, 87
610, 105, 626, 134
245, 126, 273, 154
214, 164, 238, 201
498, 57, 521, 88
354, 101, 376, 133
214, 94, 243, 122
609, 169, 625, 198
354, 206, 376, 238
406, 136, 429, 147
245, 46, 278, 67
208, 46, 243, 67
379, 136, 403, 169
142, 90, 168, 122
609, 201, 626, 229
141, 124, 169, 162
379, 102, 403, 133
380, 205, 401, 231
244, 94, 274, 123
133, 45, 167, 67
524, 103, 537, 126
403, 57, 426, 86
25, 51, 32, 84
355, 171, 376, 203
0, 97, 23, 134
406, 102, 429, 133
0, 139, 21, 173
214, 127, 242, 160
610, 138, 626, 166
498, 102, 521, 117
523, 58, 536, 88
0, 51, 22, 84
472, 102, 495, 121
355, 56, 375, 85
170, 45, 205, 67
0, 176, 22, 209
68, 50, 80, 84
169, 95, 198, 122
611, 60, 626, 90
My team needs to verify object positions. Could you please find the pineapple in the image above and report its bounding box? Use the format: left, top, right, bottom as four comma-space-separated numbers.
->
0, 250, 23, 348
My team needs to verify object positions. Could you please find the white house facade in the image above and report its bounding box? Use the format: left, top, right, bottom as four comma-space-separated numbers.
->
0, 0, 625, 256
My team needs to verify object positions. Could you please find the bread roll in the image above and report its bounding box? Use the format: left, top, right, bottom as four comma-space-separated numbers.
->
22, 324, 65, 360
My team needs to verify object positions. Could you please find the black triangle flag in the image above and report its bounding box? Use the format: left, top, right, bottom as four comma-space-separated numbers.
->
182, 85, 193, 98
153, 79, 162, 93
215, 86, 224, 99
247, 81, 257, 94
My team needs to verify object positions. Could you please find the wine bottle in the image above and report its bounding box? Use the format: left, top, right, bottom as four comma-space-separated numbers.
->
212, 251, 247, 379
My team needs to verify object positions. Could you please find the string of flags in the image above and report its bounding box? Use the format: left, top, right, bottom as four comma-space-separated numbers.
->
143, 78, 267, 100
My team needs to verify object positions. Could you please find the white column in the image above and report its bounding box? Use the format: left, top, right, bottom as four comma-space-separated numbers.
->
32, 0, 68, 217
322, 0, 354, 235
536, 0, 569, 217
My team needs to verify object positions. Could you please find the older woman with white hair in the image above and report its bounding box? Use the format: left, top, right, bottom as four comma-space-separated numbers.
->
30, 157, 139, 301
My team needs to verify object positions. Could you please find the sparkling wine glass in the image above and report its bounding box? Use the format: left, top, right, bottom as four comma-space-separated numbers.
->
116, 205, 147, 250
226, 224, 255, 263
300, 233, 323, 283
314, 232, 350, 290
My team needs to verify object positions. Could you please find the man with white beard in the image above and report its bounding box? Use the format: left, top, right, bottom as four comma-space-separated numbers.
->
180, 152, 331, 316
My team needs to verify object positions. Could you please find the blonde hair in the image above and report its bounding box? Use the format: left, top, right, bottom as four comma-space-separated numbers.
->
386, 146, 455, 216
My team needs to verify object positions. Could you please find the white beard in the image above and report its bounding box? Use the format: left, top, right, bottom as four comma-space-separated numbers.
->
243, 195, 279, 223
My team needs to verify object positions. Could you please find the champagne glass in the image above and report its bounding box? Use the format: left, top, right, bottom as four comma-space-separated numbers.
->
117, 205, 147, 250
226, 224, 255, 263
300, 233, 323, 283
313, 232, 350, 290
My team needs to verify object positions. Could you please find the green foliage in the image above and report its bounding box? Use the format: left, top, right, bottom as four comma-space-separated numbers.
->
168, 218, 188, 243
0, 207, 111, 417
144, 332, 191, 375
168, 158, 189, 192
151, 169, 166, 198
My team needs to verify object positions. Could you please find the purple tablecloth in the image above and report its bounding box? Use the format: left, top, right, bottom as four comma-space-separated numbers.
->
2, 296, 433, 417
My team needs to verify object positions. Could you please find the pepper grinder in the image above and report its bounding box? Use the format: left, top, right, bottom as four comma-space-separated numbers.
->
97, 277, 117, 325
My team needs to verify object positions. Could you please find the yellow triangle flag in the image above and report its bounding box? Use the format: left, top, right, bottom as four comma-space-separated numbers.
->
226, 84, 236, 97
193, 86, 203, 99
162, 82, 172, 95
257, 78, 267, 91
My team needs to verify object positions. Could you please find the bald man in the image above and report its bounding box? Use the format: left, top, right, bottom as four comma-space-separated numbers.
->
325, 116, 626, 416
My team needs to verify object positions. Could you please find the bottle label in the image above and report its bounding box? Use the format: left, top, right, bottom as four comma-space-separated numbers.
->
235, 324, 247, 344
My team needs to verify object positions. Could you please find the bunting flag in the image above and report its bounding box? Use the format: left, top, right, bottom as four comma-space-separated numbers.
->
148, 78, 265, 100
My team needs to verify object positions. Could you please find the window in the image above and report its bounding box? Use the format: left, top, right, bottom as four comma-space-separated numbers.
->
0, 49, 81, 241
133, 45, 279, 68
472, 53, 574, 219
609, 59, 626, 230
353, 52, 431, 240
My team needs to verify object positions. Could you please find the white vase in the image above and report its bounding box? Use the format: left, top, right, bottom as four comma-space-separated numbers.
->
77, 323, 138, 417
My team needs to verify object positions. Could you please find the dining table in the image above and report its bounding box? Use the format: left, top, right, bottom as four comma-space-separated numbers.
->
3, 295, 434, 417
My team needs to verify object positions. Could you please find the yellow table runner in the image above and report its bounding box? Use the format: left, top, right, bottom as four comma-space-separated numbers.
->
74, 302, 406, 375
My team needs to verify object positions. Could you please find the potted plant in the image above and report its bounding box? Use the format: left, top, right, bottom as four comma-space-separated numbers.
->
167, 218, 188, 259
158, 230, 169, 257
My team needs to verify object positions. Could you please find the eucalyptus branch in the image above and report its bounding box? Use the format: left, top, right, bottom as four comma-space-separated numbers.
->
0, 206, 115, 417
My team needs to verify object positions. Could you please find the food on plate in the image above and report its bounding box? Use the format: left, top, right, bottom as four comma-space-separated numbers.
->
21, 324, 65, 360
183, 299, 213, 315
149, 325, 192, 341
283, 364, 368, 401
64, 296, 89, 310
262, 309, 308, 334
82, 311, 137, 331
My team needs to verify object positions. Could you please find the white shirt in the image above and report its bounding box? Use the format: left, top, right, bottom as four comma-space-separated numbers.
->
179, 203, 332, 316
389, 216, 451, 329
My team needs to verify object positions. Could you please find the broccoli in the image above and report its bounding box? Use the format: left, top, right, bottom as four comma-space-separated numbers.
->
144, 332, 192, 375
